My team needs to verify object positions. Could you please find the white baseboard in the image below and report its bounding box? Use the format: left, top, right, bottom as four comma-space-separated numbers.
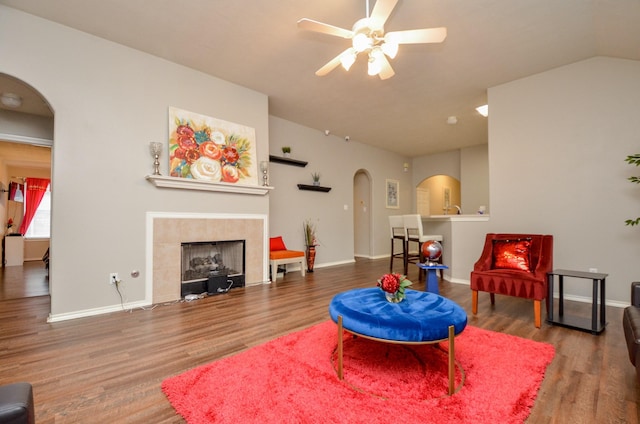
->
47, 300, 149, 323
451, 279, 627, 309
314, 259, 356, 269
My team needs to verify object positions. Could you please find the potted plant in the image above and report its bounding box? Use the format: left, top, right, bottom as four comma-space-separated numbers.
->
282, 146, 291, 157
303, 219, 319, 272
311, 172, 320, 186
626, 154, 640, 226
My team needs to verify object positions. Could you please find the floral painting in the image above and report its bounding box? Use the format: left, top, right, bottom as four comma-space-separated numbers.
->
168, 107, 257, 185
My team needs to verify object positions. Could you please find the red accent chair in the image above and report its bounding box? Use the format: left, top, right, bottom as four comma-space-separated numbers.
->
269, 236, 305, 283
470, 233, 553, 328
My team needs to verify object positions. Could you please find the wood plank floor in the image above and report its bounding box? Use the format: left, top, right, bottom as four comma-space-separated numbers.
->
0, 258, 638, 423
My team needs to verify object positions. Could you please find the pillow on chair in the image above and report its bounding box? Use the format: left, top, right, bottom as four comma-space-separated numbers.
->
270, 236, 287, 251
492, 238, 532, 272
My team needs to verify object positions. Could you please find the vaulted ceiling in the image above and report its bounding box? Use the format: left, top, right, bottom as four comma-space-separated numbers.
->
1, 0, 639, 156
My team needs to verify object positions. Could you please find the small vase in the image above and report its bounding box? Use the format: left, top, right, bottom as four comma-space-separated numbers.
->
385, 291, 402, 303
313, 181, 320, 186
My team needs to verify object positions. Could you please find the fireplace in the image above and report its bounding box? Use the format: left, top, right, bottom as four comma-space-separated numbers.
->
181, 240, 246, 297
148, 212, 267, 304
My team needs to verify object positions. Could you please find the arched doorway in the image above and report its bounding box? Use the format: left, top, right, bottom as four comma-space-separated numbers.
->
0, 73, 53, 302
353, 169, 372, 258
417, 175, 461, 215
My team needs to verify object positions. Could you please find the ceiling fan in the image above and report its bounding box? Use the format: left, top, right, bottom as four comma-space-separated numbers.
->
297, 0, 446, 80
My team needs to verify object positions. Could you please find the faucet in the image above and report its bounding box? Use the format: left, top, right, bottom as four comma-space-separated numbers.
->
453, 205, 462, 215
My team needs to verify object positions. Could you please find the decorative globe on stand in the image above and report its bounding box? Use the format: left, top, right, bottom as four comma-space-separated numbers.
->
421, 240, 443, 265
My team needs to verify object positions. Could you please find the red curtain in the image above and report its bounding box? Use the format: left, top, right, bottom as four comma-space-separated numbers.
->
18, 178, 50, 235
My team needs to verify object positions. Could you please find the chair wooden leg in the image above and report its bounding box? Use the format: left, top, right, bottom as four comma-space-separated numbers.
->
389, 239, 394, 273
403, 240, 409, 275
418, 242, 425, 281
472, 290, 478, 315
534, 299, 541, 328
490, 293, 495, 305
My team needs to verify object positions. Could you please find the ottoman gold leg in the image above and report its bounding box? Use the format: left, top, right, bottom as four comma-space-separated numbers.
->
338, 315, 344, 380
448, 325, 454, 395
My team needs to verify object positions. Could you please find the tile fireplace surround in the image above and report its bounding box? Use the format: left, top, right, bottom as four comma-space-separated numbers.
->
147, 212, 268, 303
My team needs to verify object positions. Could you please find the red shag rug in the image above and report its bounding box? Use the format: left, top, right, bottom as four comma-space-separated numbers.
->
162, 321, 554, 423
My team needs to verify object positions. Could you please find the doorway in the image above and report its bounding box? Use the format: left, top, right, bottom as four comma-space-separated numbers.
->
0, 74, 53, 301
417, 175, 461, 215
353, 169, 372, 258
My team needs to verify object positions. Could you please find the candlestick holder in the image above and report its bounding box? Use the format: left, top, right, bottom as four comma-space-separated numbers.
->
149, 142, 162, 175
260, 161, 269, 187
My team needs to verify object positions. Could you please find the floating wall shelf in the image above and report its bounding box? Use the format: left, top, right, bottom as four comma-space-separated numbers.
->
269, 155, 308, 167
146, 175, 273, 195
297, 184, 331, 193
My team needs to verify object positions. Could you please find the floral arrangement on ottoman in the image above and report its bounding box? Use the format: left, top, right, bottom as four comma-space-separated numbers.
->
377, 273, 412, 303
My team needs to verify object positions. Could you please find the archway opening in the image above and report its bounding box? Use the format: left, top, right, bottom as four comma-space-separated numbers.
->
417, 175, 461, 216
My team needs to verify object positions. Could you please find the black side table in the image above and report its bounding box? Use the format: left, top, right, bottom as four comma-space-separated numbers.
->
547, 269, 608, 334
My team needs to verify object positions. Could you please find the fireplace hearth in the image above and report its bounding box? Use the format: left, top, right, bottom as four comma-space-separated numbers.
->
181, 240, 246, 297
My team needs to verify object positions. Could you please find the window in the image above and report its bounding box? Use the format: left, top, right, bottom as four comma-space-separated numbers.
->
24, 184, 50, 239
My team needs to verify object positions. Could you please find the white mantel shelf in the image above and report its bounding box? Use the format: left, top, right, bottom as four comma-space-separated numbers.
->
146, 175, 274, 195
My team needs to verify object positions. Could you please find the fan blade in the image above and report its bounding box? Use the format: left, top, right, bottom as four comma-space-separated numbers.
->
315, 48, 353, 76
378, 55, 395, 80
297, 18, 354, 39
370, 0, 399, 29
385, 27, 447, 44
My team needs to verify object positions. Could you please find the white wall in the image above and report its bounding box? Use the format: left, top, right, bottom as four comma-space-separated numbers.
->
461, 144, 489, 215
489, 57, 640, 303
268, 116, 412, 265
0, 109, 53, 142
0, 6, 270, 318
411, 146, 489, 215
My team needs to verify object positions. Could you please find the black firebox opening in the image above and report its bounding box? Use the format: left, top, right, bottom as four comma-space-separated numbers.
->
180, 239, 246, 297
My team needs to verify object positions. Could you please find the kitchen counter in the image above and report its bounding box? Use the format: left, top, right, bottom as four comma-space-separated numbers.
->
420, 215, 491, 284
425, 214, 490, 222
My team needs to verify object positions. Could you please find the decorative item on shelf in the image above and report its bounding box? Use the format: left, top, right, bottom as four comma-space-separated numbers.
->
6, 218, 13, 234
282, 146, 291, 158
149, 142, 162, 175
303, 219, 319, 272
260, 161, 269, 187
421, 240, 443, 266
377, 273, 413, 303
311, 172, 321, 186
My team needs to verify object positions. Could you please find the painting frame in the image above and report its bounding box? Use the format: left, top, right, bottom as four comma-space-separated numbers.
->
168, 107, 258, 185
443, 187, 451, 210
386, 179, 400, 209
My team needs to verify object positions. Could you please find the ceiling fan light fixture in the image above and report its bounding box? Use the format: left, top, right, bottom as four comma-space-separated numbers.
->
381, 41, 398, 58
298, 0, 447, 79
367, 51, 382, 76
340, 49, 357, 71
352, 33, 372, 52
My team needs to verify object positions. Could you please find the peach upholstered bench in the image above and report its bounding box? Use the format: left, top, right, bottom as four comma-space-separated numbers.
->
269, 236, 305, 283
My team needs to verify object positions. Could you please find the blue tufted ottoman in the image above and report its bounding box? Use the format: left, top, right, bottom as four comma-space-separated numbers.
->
329, 288, 467, 395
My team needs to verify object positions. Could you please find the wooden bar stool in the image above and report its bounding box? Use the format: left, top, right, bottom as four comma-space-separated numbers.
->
402, 214, 444, 281
388, 215, 407, 273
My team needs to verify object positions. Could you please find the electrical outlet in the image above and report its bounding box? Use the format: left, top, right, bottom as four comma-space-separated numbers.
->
109, 273, 119, 285
589, 268, 598, 273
